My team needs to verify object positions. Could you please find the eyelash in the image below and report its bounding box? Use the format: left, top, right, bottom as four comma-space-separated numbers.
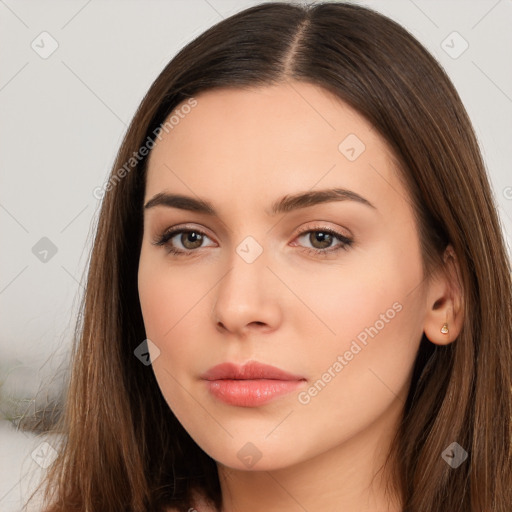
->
151, 225, 353, 258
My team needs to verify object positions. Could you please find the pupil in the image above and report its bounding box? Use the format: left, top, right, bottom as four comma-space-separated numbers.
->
313, 232, 331, 248
184, 232, 202, 248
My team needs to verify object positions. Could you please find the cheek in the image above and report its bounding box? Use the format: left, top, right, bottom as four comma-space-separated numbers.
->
288, 277, 423, 449
137, 260, 205, 415
137, 252, 231, 394
292, 239, 425, 412
284, 252, 403, 347
138, 236, 201, 330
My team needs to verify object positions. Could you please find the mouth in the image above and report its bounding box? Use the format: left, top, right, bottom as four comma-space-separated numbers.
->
200, 360, 307, 407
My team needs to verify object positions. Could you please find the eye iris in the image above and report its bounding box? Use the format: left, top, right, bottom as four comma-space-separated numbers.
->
310, 231, 332, 249
182, 231, 203, 249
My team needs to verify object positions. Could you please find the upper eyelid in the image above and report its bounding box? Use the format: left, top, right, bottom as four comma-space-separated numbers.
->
156, 223, 351, 246
158, 224, 215, 242
158, 221, 350, 236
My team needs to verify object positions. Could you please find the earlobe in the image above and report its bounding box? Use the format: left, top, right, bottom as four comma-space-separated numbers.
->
423, 244, 464, 346
424, 306, 457, 346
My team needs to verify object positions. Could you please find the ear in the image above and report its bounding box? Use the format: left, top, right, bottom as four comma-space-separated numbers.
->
423, 244, 464, 345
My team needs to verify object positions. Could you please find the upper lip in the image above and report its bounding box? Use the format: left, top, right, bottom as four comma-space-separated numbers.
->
201, 361, 306, 381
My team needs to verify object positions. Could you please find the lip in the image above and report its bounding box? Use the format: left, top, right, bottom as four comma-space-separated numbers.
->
201, 361, 305, 381
200, 361, 306, 407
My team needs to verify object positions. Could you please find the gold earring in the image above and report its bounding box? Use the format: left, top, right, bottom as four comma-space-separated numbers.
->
440, 322, 449, 334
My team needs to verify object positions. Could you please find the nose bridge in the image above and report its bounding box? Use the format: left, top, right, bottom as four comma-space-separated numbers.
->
212, 232, 279, 332
220, 233, 269, 303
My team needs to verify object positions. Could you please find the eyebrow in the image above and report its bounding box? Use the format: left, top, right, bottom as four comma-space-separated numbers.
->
143, 187, 376, 216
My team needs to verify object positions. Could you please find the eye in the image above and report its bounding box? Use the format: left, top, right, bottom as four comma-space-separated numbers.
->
151, 227, 215, 256
151, 224, 353, 258
292, 226, 353, 256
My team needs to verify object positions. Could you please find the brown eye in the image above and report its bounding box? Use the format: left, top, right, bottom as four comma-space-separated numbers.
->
308, 231, 334, 250
180, 231, 204, 250
293, 227, 353, 256
152, 227, 215, 256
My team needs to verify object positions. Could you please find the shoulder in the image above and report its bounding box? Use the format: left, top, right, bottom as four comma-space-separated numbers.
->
164, 489, 217, 512
190, 488, 217, 511
165, 505, 216, 512
190, 491, 217, 511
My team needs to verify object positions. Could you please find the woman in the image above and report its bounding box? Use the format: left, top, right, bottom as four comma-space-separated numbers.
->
29, 2, 511, 511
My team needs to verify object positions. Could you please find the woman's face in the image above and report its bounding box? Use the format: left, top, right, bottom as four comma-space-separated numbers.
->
138, 82, 429, 471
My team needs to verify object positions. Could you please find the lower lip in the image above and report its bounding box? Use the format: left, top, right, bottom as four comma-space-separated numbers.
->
204, 379, 305, 407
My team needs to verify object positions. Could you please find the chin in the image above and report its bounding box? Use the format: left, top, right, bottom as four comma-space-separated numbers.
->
198, 437, 309, 472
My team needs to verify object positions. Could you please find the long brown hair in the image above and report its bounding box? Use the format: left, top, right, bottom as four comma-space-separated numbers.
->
28, 2, 511, 511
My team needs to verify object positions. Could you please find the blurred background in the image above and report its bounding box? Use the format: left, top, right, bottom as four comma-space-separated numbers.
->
1, 0, 511, 510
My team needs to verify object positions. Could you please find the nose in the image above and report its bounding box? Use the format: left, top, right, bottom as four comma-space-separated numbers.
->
211, 244, 282, 337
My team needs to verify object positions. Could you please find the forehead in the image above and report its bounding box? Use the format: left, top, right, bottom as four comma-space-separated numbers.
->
144, 82, 410, 219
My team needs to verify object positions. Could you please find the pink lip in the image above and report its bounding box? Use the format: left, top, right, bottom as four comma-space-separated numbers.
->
201, 361, 306, 407
201, 361, 305, 381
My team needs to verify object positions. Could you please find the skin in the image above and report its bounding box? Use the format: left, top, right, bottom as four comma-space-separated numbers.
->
137, 81, 464, 512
